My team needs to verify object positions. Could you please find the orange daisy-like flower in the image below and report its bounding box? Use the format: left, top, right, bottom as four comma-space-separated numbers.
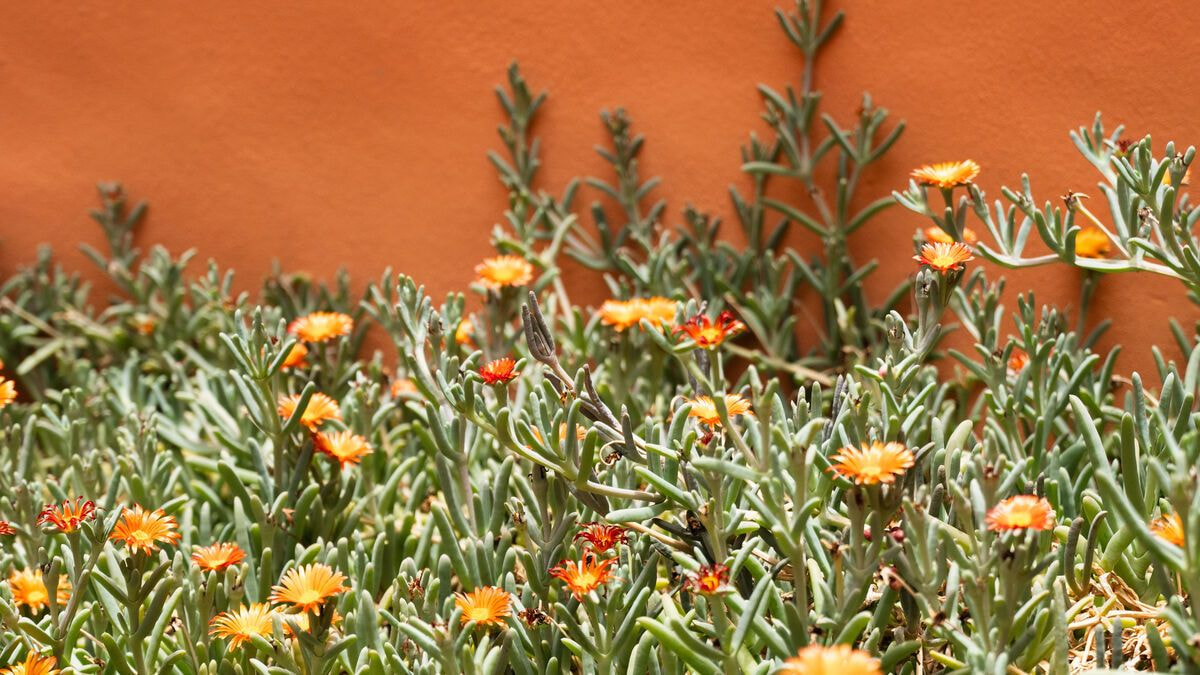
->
911, 160, 980, 189
109, 505, 181, 554
1150, 513, 1185, 547
314, 430, 373, 468
779, 644, 882, 675
475, 255, 534, 290
479, 357, 520, 385
598, 297, 677, 332
1074, 227, 1111, 259
830, 441, 916, 486
132, 314, 157, 336
288, 312, 354, 343
7, 569, 70, 614
280, 342, 309, 369
1007, 348, 1029, 375
574, 523, 628, 553
549, 554, 619, 599
391, 377, 417, 397
986, 495, 1056, 532
209, 603, 277, 650
674, 311, 746, 348
0, 377, 16, 409
37, 497, 97, 534
455, 318, 475, 347
924, 226, 978, 246
688, 563, 730, 595
915, 242, 975, 273
269, 563, 350, 612
192, 543, 247, 572
454, 586, 512, 627
277, 392, 342, 430
0, 651, 59, 675
0, 522, 14, 536
686, 394, 754, 428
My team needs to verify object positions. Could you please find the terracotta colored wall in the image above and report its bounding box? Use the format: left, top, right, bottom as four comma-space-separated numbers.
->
2, 1, 1197, 376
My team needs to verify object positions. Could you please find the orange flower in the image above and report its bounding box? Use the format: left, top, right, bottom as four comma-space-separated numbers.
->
1074, 227, 1111, 259
1163, 166, 1192, 187
132, 314, 157, 336
314, 430, 373, 468
109, 505, 181, 554
209, 603, 276, 650
279, 608, 343, 638
830, 441, 915, 486
475, 255, 534, 289
0, 377, 16, 409
37, 497, 97, 533
915, 242, 974, 273
911, 160, 980, 189
455, 318, 475, 347
686, 394, 754, 428
0, 651, 59, 675
1007, 348, 1029, 375
687, 563, 730, 595
7, 569, 70, 614
574, 523, 628, 553
479, 358, 520, 385
924, 226, 978, 246
391, 377, 417, 397
269, 563, 349, 612
598, 297, 677, 331
549, 554, 619, 599
280, 342, 309, 369
192, 543, 247, 572
1150, 513, 1185, 547
454, 586, 512, 627
674, 311, 746, 348
277, 392, 342, 430
986, 495, 1056, 532
288, 312, 353, 343
0, 522, 14, 536
780, 644, 882, 675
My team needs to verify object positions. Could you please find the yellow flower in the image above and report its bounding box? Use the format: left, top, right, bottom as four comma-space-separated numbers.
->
210, 603, 277, 650
192, 543, 247, 572
110, 505, 182, 554
549, 554, 619, 599
7, 570, 70, 614
780, 644, 882, 674
454, 586, 512, 627
915, 242, 974, 273
288, 312, 353, 343
0, 377, 16, 409
911, 160, 980, 189
923, 226, 978, 245
1150, 513, 1185, 547
474, 255, 533, 289
986, 495, 1056, 532
314, 430, 373, 468
1074, 227, 1111, 259
277, 392, 342, 430
598, 297, 677, 331
269, 563, 350, 612
830, 441, 915, 486
686, 394, 754, 428
0, 652, 59, 675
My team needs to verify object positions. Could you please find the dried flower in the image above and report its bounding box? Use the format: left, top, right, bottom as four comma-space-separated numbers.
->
454, 586, 512, 627
1150, 513, 1185, 547
915, 242, 974, 273
986, 495, 1056, 532
277, 392, 342, 430
192, 543, 247, 572
780, 644, 882, 674
687, 563, 730, 595
314, 430, 373, 468
7, 570, 70, 614
598, 297, 677, 331
549, 554, 619, 599
574, 523, 628, 553
209, 603, 277, 649
0, 377, 15, 410
269, 563, 350, 612
911, 160, 980, 189
280, 342, 309, 369
1074, 227, 1111, 259
0, 651, 59, 675
475, 255, 534, 289
830, 442, 915, 486
675, 311, 746, 348
110, 505, 182, 554
924, 226, 978, 245
686, 394, 754, 428
37, 497, 97, 533
479, 357, 520, 385
518, 607, 551, 627
288, 312, 354, 343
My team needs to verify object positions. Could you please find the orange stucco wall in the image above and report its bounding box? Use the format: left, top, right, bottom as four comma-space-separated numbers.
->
1, 1, 1197, 376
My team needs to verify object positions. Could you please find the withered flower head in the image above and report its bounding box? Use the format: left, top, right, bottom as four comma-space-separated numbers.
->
518, 607, 551, 627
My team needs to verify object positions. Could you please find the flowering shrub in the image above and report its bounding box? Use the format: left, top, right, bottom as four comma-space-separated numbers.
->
1, 2, 1198, 674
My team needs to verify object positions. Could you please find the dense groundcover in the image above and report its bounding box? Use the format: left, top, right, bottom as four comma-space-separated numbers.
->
4, 2, 1200, 674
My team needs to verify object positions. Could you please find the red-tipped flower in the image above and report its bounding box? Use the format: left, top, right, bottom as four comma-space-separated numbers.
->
574, 522, 628, 553
37, 497, 97, 533
549, 554, 619, 599
674, 311, 746, 348
688, 563, 730, 595
479, 358, 520, 385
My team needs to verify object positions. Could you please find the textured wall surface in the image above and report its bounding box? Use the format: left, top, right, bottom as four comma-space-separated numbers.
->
1, 1, 1197, 374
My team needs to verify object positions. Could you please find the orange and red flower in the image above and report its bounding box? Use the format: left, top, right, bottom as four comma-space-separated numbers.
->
110, 505, 181, 554
454, 586, 512, 627
674, 311, 746, 348
986, 495, 1056, 532
37, 497, 97, 533
574, 523, 628, 553
1007, 348, 1029, 375
479, 358, 520, 385
915, 242, 974, 273
0, 522, 14, 536
192, 543, 247, 572
314, 430, 373, 468
269, 563, 349, 613
549, 554, 619, 599
475, 255, 534, 290
288, 312, 353, 343
687, 563, 730, 595
911, 160, 980, 189
830, 442, 915, 486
